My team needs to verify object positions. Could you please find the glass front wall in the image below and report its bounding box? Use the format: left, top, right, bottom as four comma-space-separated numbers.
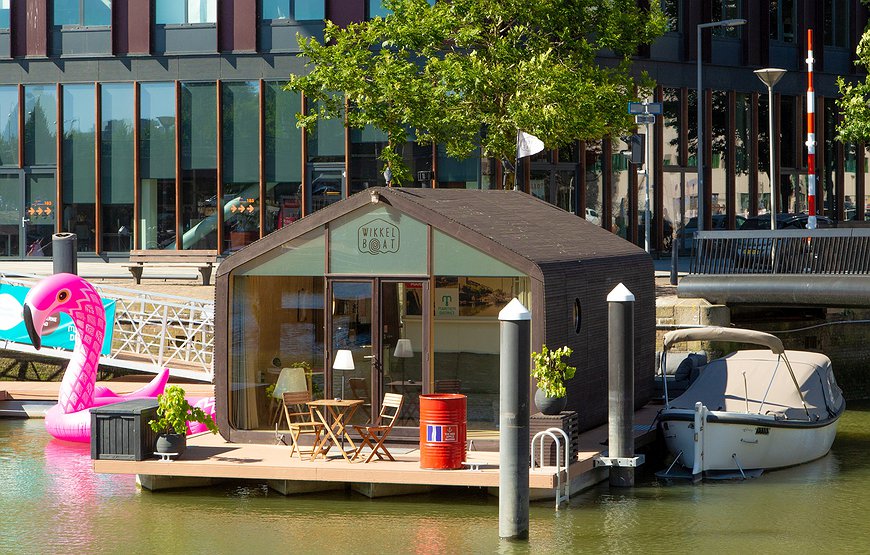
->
101, 83, 134, 253
823, 98, 837, 219
432, 275, 530, 431
845, 143, 858, 220
222, 81, 260, 253
265, 83, 302, 234
662, 88, 680, 167
330, 281, 373, 426
437, 146, 479, 189
180, 82, 217, 250
24, 86, 57, 167
824, 0, 849, 48
770, 0, 796, 43
139, 82, 176, 249
758, 94, 771, 214
62, 84, 96, 252
0, 86, 18, 167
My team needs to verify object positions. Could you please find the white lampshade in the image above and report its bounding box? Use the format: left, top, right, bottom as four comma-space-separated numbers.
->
393, 339, 414, 358
333, 349, 355, 370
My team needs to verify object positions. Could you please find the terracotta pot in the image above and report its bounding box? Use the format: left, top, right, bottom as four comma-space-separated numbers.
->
534, 388, 567, 415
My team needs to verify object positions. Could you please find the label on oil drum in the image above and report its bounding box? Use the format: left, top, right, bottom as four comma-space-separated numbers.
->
426, 424, 458, 442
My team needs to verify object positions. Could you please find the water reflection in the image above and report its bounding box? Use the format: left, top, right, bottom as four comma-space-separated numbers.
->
3, 404, 870, 552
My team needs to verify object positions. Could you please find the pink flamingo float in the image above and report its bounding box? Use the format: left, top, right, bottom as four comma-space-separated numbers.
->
23, 273, 216, 442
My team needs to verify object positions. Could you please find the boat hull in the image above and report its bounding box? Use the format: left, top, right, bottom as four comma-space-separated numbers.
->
661, 407, 840, 473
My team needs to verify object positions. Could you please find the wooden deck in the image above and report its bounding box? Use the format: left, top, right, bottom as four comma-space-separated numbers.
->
93, 405, 661, 497
0, 380, 214, 401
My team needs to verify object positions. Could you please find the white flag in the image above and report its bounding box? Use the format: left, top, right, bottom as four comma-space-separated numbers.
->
516, 130, 545, 159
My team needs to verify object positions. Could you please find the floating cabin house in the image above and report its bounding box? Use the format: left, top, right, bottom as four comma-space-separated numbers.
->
214, 188, 654, 445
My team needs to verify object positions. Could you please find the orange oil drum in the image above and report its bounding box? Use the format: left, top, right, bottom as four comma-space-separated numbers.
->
419, 394, 467, 469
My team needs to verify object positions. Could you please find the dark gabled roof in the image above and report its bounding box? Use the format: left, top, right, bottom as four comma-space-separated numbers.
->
217, 187, 647, 280
379, 188, 646, 265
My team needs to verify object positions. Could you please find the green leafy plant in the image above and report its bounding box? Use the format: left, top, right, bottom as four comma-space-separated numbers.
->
148, 385, 218, 435
531, 345, 576, 399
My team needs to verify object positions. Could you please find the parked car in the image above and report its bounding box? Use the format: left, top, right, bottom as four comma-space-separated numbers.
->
736, 214, 834, 271
681, 214, 747, 251
739, 213, 833, 230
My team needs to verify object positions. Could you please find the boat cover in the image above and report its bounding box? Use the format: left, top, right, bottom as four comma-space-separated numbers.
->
663, 327, 784, 354
668, 350, 844, 421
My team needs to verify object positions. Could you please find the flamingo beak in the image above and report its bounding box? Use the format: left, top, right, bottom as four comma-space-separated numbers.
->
23, 303, 41, 350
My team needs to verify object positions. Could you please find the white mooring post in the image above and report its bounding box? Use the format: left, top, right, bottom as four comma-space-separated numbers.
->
498, 298, 531, 540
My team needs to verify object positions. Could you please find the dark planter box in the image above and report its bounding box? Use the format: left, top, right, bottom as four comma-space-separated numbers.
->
530, 411, 580, 467
90, 399, 160, 461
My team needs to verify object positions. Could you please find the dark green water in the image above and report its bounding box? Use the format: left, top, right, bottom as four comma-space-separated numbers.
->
4, 404, 870, 554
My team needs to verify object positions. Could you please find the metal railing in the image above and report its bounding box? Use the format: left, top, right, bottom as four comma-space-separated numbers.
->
0, 273, 214, 381
689, 228, 870, 275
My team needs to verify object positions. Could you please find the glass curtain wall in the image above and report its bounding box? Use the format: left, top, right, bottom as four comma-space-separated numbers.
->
758, 94, 772, 214
139, 82, 176, 249
264, 82, 302, 233
101, 83, 134, 252
24, 85, 57, 167
155, 0, 217, 24
823, 98, 838, 219
610, 140, 630, 239
262, 0, 324, 20
584, 141, 604, 226
306, 97, 345, 214
437, 146, 479, 189
709, 90, 728, 218
53, 0, 112, 26
222, 81, 260, 253
349, 125, 389, 193
62, 84, 96, 252
845, 143, 857, 220
180, 82, 217, 250
735, 93, 751, 219
0, 86, 18, 166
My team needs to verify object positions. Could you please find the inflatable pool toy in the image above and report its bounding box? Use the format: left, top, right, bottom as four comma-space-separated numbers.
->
23, 273, 215, 442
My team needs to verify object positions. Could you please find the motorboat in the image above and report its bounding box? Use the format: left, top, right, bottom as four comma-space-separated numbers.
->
658, 326, 844, 480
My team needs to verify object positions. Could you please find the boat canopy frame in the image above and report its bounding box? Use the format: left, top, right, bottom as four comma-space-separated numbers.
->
660, 326, 809, 418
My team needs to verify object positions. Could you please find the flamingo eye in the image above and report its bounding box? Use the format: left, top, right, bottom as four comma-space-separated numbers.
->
57, 289, 70, 303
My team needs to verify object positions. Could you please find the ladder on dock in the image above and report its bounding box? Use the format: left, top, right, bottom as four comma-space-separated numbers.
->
531, 427, 570, 509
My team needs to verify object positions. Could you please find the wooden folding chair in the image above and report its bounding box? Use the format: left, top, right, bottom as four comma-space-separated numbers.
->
352, 393, 403, 463
283, 391, 325, 460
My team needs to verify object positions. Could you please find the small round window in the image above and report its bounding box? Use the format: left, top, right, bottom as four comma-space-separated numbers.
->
573, 298, 582, 334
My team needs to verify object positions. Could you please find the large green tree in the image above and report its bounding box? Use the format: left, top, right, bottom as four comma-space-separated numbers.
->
288, 0, 666, 185
838, 15, 870, 141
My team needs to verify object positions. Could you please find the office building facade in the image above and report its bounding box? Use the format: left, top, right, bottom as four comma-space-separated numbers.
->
0, 0, 865, 259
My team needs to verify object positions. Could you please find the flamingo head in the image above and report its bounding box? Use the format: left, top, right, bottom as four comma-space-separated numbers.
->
23, 273, 98, 350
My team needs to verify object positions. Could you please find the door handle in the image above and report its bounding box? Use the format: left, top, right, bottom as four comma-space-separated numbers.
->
22, 217, 30, 225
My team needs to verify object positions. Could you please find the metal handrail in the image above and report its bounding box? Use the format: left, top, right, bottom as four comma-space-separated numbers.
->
689, 228, 870, 275
0, 273, 214, 381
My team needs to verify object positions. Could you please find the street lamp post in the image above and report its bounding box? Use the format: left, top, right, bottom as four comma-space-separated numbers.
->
697, 18, 746, 232
754, 68, 787, 231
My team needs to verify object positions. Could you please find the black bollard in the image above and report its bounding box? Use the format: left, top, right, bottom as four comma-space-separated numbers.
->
607, 283, 636, 487
498, 298, 531, 540
52, 233, 78, 275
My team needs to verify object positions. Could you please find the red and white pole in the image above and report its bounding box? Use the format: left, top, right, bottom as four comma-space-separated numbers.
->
807, 29, 817, 229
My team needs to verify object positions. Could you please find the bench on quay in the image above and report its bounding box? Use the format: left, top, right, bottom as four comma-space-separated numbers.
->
122, 250, 218, 285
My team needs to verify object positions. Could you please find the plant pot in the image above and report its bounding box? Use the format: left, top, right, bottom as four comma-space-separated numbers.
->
534, 388, 567, 415
155, 433, 186, 456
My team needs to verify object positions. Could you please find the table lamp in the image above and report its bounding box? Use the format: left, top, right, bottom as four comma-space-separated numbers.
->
393, 339, 414, 383
333, 349, 354, 400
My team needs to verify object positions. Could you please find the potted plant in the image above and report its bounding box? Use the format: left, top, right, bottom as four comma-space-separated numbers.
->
531, 345, 577, 415
149, 385, 218, 456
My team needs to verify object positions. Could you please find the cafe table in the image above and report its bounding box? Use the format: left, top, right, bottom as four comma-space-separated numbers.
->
306, 398, 363, 462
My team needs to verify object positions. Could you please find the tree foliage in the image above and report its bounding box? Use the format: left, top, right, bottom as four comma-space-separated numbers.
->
287, 0, 666, 185
838, 19, 870, 141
